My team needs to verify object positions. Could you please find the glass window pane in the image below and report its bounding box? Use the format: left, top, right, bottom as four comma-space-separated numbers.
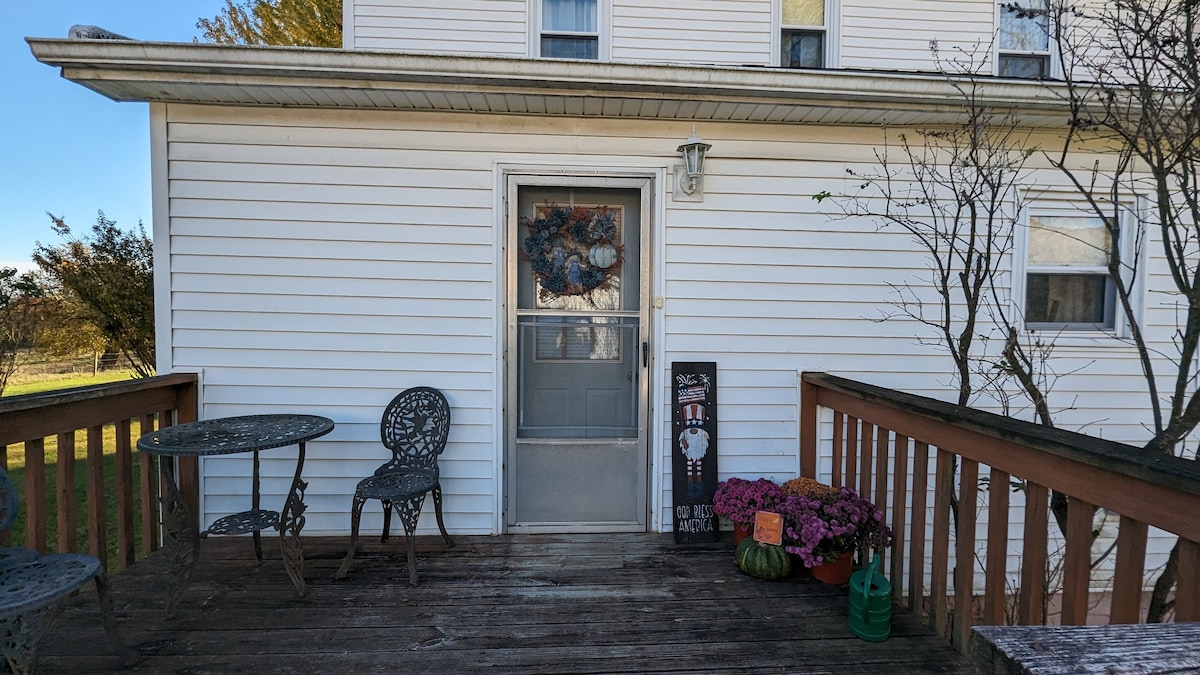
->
1026, 274, 1112, 326
543, 0, 597, 32
1028, 216, 1111, 266
782, 31, 823, 69
998, 54, 1048, 79
999, 0, 1050, 51
542, 36, 599, 59
783, 0, 825, 27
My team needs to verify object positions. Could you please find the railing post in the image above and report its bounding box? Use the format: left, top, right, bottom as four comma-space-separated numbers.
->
174, 382, 201, 524
799, 376, 817, 479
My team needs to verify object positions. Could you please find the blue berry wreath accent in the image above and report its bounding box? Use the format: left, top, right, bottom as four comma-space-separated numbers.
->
521, 205, 624, 301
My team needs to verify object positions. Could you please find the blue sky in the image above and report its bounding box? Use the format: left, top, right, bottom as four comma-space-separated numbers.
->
1, 1, 227, 271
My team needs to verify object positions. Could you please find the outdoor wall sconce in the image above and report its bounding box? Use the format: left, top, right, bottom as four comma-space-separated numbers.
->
674, 129, 711, 202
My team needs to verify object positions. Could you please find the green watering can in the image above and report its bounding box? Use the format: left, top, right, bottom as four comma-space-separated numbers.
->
848, 555, 891, 642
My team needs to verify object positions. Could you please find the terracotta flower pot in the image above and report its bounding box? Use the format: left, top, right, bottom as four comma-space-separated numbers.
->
811, 551, 854, 585
732, 522, 752, 545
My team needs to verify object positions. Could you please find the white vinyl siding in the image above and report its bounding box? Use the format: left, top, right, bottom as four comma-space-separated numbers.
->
840, 0, 996, 72
611, 0, 772, 65
163, 105, 1168, 538
352, 0, 528, 55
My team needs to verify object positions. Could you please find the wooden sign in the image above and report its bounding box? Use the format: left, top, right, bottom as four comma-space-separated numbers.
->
753, 511, 783, 546
671, 362, 719, 544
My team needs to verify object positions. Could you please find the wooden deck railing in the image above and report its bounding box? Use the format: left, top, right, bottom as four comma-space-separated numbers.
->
0, 373, 199, 571
799, 372, 1200, 651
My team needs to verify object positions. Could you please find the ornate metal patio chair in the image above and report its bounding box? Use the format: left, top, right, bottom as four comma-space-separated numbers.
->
335, 386, 455, 585
0, 468, 139, 674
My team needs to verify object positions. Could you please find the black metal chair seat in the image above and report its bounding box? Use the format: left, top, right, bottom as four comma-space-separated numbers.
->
0, 468, 138, 673
335, 387, 455, 586
353, 470, 436, 502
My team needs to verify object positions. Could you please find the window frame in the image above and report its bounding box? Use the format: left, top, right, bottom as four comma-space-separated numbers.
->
775, 0, 838, 69
531, 0, 610, 61
995, 0, 1059, 80
1013, 194, 1143, 338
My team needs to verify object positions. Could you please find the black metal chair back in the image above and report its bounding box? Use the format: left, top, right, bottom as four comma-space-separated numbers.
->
376, 386, 451, 476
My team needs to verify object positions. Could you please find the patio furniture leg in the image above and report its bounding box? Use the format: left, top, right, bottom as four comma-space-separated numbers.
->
94, 570, 141, 667
252, 530, 264, 563
278, 442, 310, 597
159, 462, 201, 618
380, 500, 392, 543
335, 494, 366, 579
392, 494, 427, 586
432, 485, 455, 548
0, 602, 64, 675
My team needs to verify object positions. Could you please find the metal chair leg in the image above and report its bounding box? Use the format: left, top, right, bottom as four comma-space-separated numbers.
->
432, 484, 455, 548
334, 494, 365, 579
94, 571, 141, 667
380, 499, 392, 543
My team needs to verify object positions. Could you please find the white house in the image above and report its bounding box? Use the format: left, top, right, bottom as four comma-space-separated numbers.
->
27, 0, 1167, 541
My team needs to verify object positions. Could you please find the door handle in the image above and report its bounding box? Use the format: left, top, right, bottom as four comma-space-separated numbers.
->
642, 341, 649, 368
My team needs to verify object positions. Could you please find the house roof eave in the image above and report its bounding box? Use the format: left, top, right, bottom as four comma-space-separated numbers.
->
26, 38, 1074, 127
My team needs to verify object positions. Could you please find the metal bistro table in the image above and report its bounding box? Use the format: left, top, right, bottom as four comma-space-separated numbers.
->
137, 414, 334, 616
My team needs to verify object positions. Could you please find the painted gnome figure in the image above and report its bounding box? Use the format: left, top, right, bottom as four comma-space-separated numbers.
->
678, 403, 710, 497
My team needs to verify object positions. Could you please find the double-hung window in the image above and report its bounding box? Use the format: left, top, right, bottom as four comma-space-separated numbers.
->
781, 0, 828, 69
1023, 213, 1117, 331
998, 0, 1052, 78
539, 0, 599, 60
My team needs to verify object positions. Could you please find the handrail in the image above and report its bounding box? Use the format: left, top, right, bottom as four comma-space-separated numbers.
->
800, 371, 1200, 652
0, 373, 199, 571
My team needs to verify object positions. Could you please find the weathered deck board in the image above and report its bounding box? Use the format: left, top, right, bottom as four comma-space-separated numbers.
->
39, 534, 972, 673
972, 623, 1200, 674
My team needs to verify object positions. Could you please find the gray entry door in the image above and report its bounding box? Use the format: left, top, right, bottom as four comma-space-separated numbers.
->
506, 181, 649, 532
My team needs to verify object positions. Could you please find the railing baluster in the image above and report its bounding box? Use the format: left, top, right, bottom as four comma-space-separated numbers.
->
831, 413, 844, 486
25, 438, 47, 551
0, 445, 6, 546
56, 431, 77, 552
875, 426, 889, 571
859, 423, 874, 508
1178, 538, 1200, 622
1109, 516, 1147, 624
908, 441, 930, 613
86, 424, 107, 568
954, 457, 979, 651
139, 413, 159, 557
116, 418, 135, 570
1061, 496, 1095, 625
931, 448, 954, 638
845, 416, 859, 490
1019, 482, 1049, 625
891, 434, 909, 603
984, 467, 1010, 626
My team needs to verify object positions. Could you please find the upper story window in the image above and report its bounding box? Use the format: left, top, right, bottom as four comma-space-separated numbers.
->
781, 0, 827, 69
540, 0, 599, 59
1024, 214, 1116, 330
998, 0, 1052, 78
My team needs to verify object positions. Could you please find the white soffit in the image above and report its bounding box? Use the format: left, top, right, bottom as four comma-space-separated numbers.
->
26, 39, 1073, 128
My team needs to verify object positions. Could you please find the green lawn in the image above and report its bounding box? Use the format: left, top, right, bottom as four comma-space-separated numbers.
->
4, 370, 138, 397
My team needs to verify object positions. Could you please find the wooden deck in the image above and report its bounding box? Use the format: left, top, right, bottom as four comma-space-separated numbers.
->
40, 534, 972, 673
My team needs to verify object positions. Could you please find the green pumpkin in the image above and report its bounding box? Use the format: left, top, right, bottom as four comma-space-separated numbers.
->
734, 538, 792, 581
